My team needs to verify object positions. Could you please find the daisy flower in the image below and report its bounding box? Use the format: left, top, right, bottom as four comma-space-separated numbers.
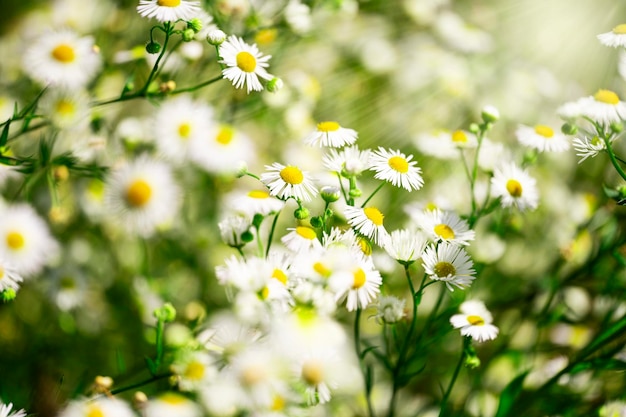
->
104, 157, 182, 237
226, 189, 285, 218
189, 123, 255, 175
572, 136, 607, 163
170, 351, 217, 391
260, 163, 318, 202
415, 209, 475, 246
557, 89, 626, 125
23, 28, 101, 90
322, 145, 371, 176
450, 300, 499, 342
281, 226, 323, 253
219, 36, 273, 93
368, 147, 424, 191
295, 349, 341, 405
58, 398, 135, 417
344, 206, 389, 247
422, 243, 475, 291
384, 229, 428, 263
414, 130, 459, 160
329, 257, 382, 311
218, 215, 251, 247
137, 0, 201, 22
0, 259, 24, 293
515, 124, 569, 152
0, 204, 59, 277
490, 162, 539, 211
144, 393, 202, 417
0, 402, 26, 417
151, 95, 214, 164
374, 295, 406, 324
597, 24, 626, 48
304, 121, 358, 148
39, 88, 91, 130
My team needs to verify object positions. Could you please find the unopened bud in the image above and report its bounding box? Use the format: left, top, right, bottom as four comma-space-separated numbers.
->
320, 185, 340, 203
294, 207, 310, 220
266, 77, 284, 93
94, 376, 114, 392
187, 18, 203, 33
145, 41, 161, 54
159, 80, 176, 93
309, 216, 323, 228
1, 288, 16, 302
610, 122, 624, 134
182, 28, 195, 42
207, 29, 227, 45
561, 122, 578, 135
154, 302, 177, 322
481, 105, 500, 123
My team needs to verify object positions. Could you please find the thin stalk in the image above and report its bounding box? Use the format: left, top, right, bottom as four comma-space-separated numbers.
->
109, 372, 172, 396
140, 23, 172, 95
170, 75, 223, 95
361, 182, 386, 208
355, 308, 376, 417
439, 338, 469, 416
603, 135, 626, 182
264, 210, 281, 258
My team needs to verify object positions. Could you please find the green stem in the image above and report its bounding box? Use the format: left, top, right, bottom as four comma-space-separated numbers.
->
355, 308, 376, 417
141, 23, 172, 95
109, 372, 172, 396
439, 338, 469, 416
361, 182, 386, 208
264, 210, 281, 258
603, 135, 626, 182
154, 317, 165, 372
170, 75, 223, 95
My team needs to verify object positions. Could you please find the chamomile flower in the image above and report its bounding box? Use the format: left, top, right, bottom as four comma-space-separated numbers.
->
345, 206, 389, 247
0, 402, 25, 417
137, 0, 201, 22
151, 95, 214, 164
322, 145, 371, 176
329, 257, 382, 311
144, 393, 202, 417
23, 28, 101, 90
219, 36, 273, 93
374, 295, 406, 324
384, 229, 428, 263
450, 300, 499, 342
0, 260, 23, 294
599, 400, 626, 417
304, 121, 358, 148
572, 136, 607, 163
295, 349, 340, 405
597, 24, 626, 48
39, 88, 91, 130
369, 147, 424, 191
0, 204, 59, 277
516, 124, 569, 152
422, 243, 475, 291
218, 215, 251, 247
104, 157, 182, 237
281, 226, 323, 253
58, 398, 135, 417
260, 163, 318, 202
171, 351, 217, 391
226, 189, 285, 218
490, 162, 539, 211
416, 209, 475, 246
557, 89, 626, 125
190, 124, 255, 175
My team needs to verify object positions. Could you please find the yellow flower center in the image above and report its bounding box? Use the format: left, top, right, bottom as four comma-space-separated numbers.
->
157, 0, 181, 7
316, 121, 340, 132
534, 125, 554, 138
51, 44, 76, 63
0, 266, 4, 279
279, 166, 304, 185
272, 268, 288, 285
434, 224, 455, 240
184, 360, 206, 380
160, 392, 187, 405
85, 405, 105, 417
467, 315, 485, 326
296, 226, 317, 240
126, 179, 152, 207
301, 360, 324, 385
313, 261, 331, 278
452, 130, 468, 143
612, 24, 626, 34
425, 202, 438, 211
255, 28, 278, 45
352, 268, 366, 289
363, 207, 384, 226
248, 190, 270, 199
55, 100, 75, 116
388, 156, 409, 173
358, 238, 372, 256
271, 395, 286, 411
594, 89, 620, 105
241, 364, 266, 385
216, 125, 234, 145
178, 122, 192, 139
506, 179, 523, 198
6, 231, 25, 250
259, 286, 269, 300
236, 51, 257, 72
433, 261, 456, 278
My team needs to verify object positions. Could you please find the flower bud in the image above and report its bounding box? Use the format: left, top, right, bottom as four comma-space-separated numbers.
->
309, 216, 323, 228
294, 207, 310, 220
320, 185, 340, 203
468, 123, 480, 134
348, 189, 362, 198
266, 77, 284, 93
240, 230, 254, 243
610, 122, 624, 134
187, 18, 203, 33
481, 105, 500, 123
54, 165, 70, 182
145, 41, 161, 54
561, 122, 578, 135
182, 28, 195, 42
1, 288, 16, 302
207, 29, 227, 45
154, 302, 177, 322
159, 80, 176, 93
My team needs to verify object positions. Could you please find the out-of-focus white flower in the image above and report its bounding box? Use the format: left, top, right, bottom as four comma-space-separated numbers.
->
558, 89, 626, 125
374, 295, 406, 323
597, 24, 626, 48
304, 121, 358, 148
58, 398, 135, 417
515, 124, 569, 152
144, 393, 202, 417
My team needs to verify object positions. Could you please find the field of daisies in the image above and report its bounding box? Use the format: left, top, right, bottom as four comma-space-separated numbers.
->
2, 0, 626, 416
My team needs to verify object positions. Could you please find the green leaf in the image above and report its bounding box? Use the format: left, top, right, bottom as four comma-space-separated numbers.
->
145, 356, 158, 376
494, 371, 529, 417
0, 120, 10, 148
